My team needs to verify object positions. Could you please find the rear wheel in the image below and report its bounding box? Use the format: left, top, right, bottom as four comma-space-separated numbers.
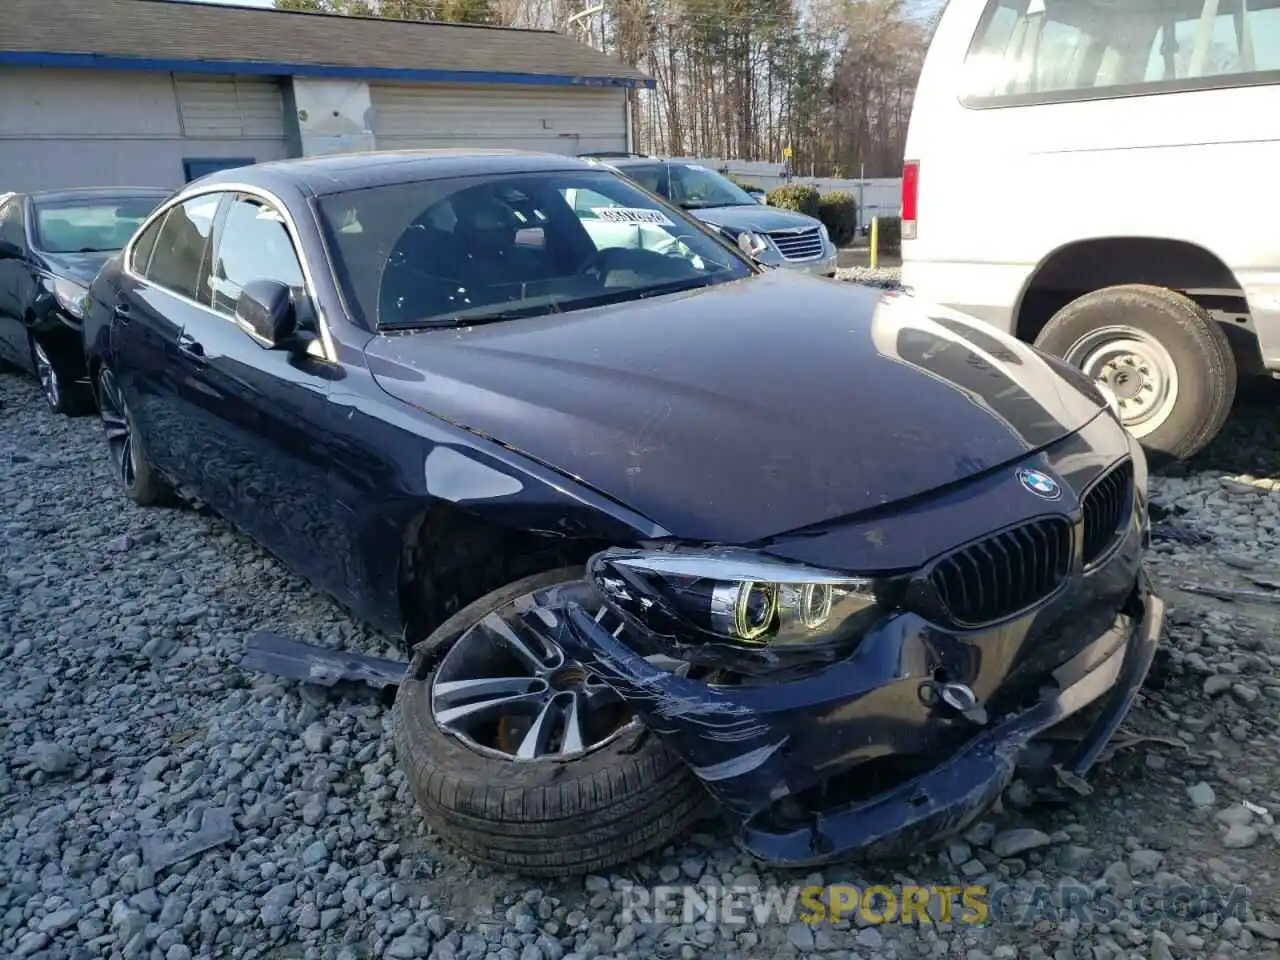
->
394, 567, 712, 876
97, 365, 170, 505
1033, 284, 1236, 463
31, 333, 93, 416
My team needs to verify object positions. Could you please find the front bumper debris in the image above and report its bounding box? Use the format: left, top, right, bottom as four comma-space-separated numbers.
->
240, 631, 406, 690
559, 561, 1162, 867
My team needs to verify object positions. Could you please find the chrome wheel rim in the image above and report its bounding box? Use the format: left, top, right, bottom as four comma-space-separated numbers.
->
33, 341, 59, 409
97, 369, 137, 488
1063, 325, 1179, 439
431, 585, 637, 761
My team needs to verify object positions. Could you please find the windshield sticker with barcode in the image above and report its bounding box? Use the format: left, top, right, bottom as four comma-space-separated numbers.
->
592, 207, 675, 226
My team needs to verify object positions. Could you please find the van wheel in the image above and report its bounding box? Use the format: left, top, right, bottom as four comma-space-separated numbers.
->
395, 567, 712, 877
1033, 284, 1235, 462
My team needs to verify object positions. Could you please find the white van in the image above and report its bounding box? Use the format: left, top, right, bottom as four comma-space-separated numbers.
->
900, 0, 1280, 461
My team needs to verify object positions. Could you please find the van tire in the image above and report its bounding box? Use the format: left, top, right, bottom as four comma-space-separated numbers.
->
394, 567, 713, 877
1033, 284, 1235, 463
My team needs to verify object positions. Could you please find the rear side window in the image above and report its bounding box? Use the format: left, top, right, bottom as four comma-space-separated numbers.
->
130, 215, 162, 274
962, 0, 1280, 106
143, 195, 220, 303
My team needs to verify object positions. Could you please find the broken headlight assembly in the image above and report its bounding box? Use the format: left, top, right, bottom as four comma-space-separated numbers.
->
587, 548, 894, 675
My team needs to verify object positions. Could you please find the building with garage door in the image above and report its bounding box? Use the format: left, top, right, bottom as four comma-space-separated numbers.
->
0, 0, 650, 193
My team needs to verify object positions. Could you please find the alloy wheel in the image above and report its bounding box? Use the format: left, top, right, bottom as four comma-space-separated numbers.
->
1063, 325, 1180, 439
33, 340, 60, 410
431, 587, 637, 761
97, 368, 138, 488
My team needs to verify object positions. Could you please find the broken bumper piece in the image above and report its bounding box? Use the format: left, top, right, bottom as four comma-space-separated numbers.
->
561, 570, 1163, 867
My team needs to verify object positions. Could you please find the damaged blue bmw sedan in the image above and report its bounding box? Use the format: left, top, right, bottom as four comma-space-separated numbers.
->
81, 150, 1163, 877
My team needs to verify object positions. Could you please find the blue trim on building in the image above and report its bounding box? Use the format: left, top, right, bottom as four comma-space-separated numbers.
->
0, 51, 656, 89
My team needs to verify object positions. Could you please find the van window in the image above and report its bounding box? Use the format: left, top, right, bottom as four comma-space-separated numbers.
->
963, 0, 1280, 106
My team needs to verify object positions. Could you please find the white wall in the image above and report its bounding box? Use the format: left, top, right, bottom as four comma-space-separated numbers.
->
291, 77, 376, 156
0, 67, 290, 191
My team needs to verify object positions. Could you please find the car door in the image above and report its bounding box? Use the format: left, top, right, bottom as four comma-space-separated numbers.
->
111, 193, 220, 476
168, 190, 340, 589
0, 198, 35, 368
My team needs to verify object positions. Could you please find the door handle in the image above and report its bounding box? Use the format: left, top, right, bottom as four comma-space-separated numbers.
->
177, 333, 205, 361
113, 302, 131, 325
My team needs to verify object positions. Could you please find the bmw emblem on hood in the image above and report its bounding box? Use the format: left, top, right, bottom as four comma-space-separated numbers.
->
1017, 467, 1062, 501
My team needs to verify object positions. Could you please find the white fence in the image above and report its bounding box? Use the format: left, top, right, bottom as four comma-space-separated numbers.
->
672, 155, 903, 226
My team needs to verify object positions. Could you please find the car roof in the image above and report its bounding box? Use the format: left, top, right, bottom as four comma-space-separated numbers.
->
26, 186, 172, 204
193, 149, 599, 198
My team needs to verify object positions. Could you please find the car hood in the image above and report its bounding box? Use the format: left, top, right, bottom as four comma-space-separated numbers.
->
364, 271, 1106, 544
686, 205, 820, 234
40, 250, 114, 285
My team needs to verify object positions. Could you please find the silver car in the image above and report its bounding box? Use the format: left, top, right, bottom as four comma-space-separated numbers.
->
590, 157, 838, 278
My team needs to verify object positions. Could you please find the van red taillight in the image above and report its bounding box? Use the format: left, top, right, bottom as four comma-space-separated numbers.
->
901, 160, 919, 241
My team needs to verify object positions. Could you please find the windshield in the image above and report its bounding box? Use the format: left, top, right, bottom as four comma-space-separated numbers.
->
620, 162, 758, 209
317, 168, 754, 329
33, 197, 163, 254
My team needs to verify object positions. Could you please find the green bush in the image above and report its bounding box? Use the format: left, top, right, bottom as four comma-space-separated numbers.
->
817, 191, 858, 246
726, 174, 763, 194
876, 215, 902, 254
765, 183, 821, 218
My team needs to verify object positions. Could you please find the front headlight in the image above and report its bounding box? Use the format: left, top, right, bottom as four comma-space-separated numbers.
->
732, 229, 771, 259
588, 548, 891, 673
51, 277, 89, 320
818, 222, 831, 245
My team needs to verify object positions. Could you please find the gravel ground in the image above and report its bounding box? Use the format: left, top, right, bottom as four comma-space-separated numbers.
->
4, 366, 1280, 960
835, 266, 903, 288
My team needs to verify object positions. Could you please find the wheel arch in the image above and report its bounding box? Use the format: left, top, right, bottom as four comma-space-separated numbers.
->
1012, 235, 1262, 375
385, 439, 669, 646
393, 500, 623, 648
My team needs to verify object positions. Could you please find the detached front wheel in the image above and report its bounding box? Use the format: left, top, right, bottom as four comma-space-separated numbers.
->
1034, 284, 1236, 463
394, 567, 711, 876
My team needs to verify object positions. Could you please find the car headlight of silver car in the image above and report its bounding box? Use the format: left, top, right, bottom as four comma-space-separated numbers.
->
587, 547, 892, 673
734, 230, 771, 259
51, 277, 89, 320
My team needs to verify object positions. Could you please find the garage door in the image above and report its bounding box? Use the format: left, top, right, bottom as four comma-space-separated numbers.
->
0, 68, 289, 192
173, 75, 287, 141
371, 83, 627, 156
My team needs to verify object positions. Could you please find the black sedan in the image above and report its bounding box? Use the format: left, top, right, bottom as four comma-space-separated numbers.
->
82, 151, 1162, 876
0, 187, 169, 413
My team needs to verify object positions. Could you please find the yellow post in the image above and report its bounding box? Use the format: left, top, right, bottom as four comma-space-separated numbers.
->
870, 216, 879, 270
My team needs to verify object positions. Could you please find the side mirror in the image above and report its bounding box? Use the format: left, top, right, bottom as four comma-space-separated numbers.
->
0, 239, 21, 260
234, 279, 298, 348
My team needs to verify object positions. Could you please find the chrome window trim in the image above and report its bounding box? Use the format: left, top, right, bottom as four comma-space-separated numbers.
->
121, 182, 336, 362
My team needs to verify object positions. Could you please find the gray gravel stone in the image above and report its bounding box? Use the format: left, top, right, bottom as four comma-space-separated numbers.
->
27, 740, 75, 774
1188, 781, 1216, 807
302, 722, 332, 753
1222, 824, 1260, 848
991, 828, 1052, 858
